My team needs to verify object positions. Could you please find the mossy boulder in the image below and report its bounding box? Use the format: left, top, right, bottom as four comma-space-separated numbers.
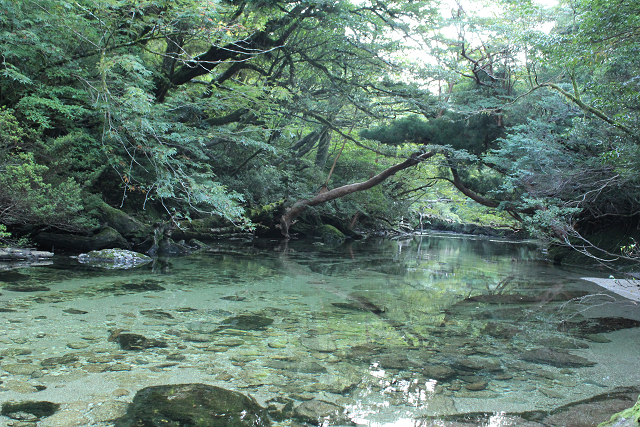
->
598, 394, 640, 427
35, 226, 127, 252
113, 383, 271, 427
316, 224, 345, 245
95, 201, 152, 239
78, 249, 151, 269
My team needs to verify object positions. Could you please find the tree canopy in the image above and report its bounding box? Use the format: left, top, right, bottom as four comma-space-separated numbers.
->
1, 0, 639, 262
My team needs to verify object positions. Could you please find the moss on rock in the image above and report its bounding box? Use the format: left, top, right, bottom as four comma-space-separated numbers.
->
598, 395, 640, 427
316, 224, 345, 245
114, 383, 271, 427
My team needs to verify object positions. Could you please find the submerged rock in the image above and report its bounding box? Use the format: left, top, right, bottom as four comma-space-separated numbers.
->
1, 401, 59, 420
116, 333, 168, 351
599, 394, 640, 427
120, 279, 165, 292
113, 383, 270, 427
421, 364, 457, 381
78, 249, 151, 269
221, 314, 274, 331
3, 284, 50, 292
559, 317, 640, 335
521, 348, 596, 368
293, 400, 349, 425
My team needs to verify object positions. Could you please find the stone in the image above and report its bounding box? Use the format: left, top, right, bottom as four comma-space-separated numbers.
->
41, 354, 79, 367
265, 360, 328, 374
543, 388, 640, 427
0, 248, 53, 261
78, 249, 151, 269
88, 401, 129, 423
539, 387, 565, 399
537, 336, 589, 349
315, 225, 345, 245
95, 201, 152, 239
300, 337, 338, 353
120, 280, 165, 292
67, 342, 89, 349
598, 394, 640, 427
113, 388, 130, 397
110, 363, 131, 371
36, 226, 127, 252
0, 348, 32, 357
1, 401, 59, 420
521, 348, 596, 368
3, 285, 50, 292
456, 356, 502, 372
373, 353, 413, 370
39, 408, 89, 427
221, 295, 247, 301
140, 309, 174, 319
154, 237, 192, 257
116, 333, 168, 351
464, 381, 489, 391
293, 399, 349, 425
560, 317, 640, 335
2, 364, 42, 376
113, 383, 271, 427
421, 365, 457, 381
221, 314, 274, 331
62, 308, 88, 315
2, 379, 40, 393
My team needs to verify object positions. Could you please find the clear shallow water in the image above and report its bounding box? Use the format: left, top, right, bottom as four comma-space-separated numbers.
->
1, 235, 639, 426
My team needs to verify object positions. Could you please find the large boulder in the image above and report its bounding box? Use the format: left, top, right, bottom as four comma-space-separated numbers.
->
95, 202, 152, 239
77, 249, 151, 269
35, 226, 128, 252
316, 224, 345, 245
113, 383, 271, 427
598, 393, 640, 427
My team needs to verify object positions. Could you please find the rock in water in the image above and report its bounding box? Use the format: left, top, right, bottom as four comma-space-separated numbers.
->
521, 348, 596, 368
1, 401, 60, 420
116, 333, 168, 351
293, 400, 349, 425
113, 383, 271, 427
221, 315, 274, 331
77, 249, 151, 269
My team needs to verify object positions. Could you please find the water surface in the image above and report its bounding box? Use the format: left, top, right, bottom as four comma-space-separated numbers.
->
1, 235, 639, 426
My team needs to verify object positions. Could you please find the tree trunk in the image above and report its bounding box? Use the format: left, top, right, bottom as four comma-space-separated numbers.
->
279, 150, 436, 238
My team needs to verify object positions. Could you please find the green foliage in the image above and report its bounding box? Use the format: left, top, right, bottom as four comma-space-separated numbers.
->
1, 0, 639, 249
361, 113, 503, 155
0, 152, 94, 231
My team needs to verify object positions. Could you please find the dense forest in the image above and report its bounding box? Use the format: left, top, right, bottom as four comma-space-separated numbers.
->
1, 0, 639, 264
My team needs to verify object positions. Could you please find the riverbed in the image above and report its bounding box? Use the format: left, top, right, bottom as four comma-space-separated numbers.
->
1, 235, 639, 426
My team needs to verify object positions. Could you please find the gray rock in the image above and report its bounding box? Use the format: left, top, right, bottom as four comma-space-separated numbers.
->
1, 364, 42, 376
116, 333, 168, 351
0, 248, 53, 261
114, 383, 270, 427
521, 348, 596, 368
293, 399, 349, 425
221, 314, 274, 331
300, 337, 337, 353
78, 249, 151, 269
456, 356, 502, 372
464, 381, 489, 391
41, 354, 79, 367
422, 364, 457, 381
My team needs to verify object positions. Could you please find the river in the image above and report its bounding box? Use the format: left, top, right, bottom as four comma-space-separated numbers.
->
1, 235, 639, 426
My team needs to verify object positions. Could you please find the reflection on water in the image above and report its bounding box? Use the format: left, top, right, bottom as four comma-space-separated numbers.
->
1, 235, 640, 426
